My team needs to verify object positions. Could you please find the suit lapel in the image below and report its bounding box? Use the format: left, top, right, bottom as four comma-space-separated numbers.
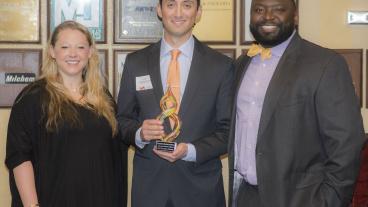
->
148, 41, 164, 107
257, 34, 301, 138
179, 38, 206, 118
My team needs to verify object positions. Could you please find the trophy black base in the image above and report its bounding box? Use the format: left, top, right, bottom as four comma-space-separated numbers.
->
156, 141, 177, 152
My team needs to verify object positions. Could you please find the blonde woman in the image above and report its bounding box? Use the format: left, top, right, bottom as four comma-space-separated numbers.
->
5, 21, 126, 207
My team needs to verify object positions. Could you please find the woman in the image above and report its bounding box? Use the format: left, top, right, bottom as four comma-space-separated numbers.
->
5, 21, 125, 207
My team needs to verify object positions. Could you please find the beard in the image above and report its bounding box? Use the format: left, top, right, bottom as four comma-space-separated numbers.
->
250, 21, 295, 47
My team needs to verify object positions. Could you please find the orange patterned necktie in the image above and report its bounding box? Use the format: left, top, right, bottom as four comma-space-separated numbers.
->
166, 49, 181, 127
247, 43, 272, 60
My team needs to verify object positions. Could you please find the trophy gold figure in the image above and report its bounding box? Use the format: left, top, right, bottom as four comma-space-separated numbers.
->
156, 87, 181, 152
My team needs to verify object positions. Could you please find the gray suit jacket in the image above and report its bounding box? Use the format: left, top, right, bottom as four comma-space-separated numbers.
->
228, 34, 366, 207
117, 37, 234, 207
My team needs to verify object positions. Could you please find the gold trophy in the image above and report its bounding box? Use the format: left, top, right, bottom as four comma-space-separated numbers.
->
156, 87, 181, 152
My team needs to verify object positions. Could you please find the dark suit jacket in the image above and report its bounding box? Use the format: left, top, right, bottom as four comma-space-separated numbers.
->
117, 37, 234, 207
228, 34, 366, 207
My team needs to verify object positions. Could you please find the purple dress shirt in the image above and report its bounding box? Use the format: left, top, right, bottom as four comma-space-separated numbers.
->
235, 33, 294, 185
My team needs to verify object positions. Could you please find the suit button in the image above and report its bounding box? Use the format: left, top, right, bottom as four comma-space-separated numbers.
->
257, 152, 263, 156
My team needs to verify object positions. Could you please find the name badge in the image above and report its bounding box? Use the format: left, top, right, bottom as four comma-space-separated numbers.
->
136, 75, 153, 91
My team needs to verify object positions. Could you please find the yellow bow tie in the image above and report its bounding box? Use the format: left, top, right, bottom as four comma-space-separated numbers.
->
247, 44, 272, 60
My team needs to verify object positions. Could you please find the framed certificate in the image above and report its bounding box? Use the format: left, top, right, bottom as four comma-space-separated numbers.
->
335, 49, 362, 106
0, 0, 40, 43
113, 50, 135, 98
48, 0, 106, 43
216, 49, 236, 59
114, 0, 162, 43
241, 0, 298, 44
193, 0, 235, 44
98, 49, 108, 86
241, 49, 248, 55
0, 49, 42, 107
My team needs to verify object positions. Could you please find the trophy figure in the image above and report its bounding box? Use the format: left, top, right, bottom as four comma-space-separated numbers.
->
156, 87, 181, 152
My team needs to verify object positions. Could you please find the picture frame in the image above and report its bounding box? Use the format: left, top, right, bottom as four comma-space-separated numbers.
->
240, 0, 253, 44
333, 49, 362, 107
0, 0, 41, 43
193, 0, 235, 44
215, 49, 236, 59
241, 49, 248, 55
241, 0, 298, 44
48, 0, 106, 43
0, 49, 42, 107
113, 50, 136, 98
114, 0, 162, 43
365, 49, 368, 108
97, 49, 108, 86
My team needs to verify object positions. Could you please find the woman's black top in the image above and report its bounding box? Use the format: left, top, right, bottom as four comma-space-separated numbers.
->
5, 80, 126, 207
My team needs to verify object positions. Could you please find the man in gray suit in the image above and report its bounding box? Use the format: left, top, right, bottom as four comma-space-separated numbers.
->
117, 0, 233, 206
229, 0, 366, 206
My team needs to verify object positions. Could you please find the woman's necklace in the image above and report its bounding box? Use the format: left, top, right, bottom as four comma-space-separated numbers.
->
70, 87, 79, 93
67, 86, 83, 101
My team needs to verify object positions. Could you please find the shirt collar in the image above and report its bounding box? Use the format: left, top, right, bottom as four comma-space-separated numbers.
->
160, 35, 194, 59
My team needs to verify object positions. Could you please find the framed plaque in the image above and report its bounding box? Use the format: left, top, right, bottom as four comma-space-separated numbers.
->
113, 50, 135, 98
0, 0, 40, 43
98, 49, 108, 86
0, 49, 42, 107
193, 0, 235, 44
48, 0, 106, 43
216, 49, 236, 59
366, 49, 368, 108
114, 0, 162, 43
241, 49, 248, 55
241, 0, 298, 44
334, 49, 362, 107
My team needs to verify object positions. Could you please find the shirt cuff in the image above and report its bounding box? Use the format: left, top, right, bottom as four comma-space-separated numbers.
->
181, 143, 196, 162
135, 128, 149, 149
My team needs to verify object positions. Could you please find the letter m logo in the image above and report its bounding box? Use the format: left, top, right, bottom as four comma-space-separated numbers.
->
49, 0, 104, 41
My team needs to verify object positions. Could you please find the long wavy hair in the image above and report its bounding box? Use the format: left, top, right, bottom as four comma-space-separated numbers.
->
40, 20, 117, 135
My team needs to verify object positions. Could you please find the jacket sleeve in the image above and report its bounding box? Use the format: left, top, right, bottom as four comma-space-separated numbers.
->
193, 59, 235, 164
315, 53, 366, 206
116, 55, 141, 147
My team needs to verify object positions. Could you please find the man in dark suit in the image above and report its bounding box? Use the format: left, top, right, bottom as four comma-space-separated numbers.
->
228, 0, 366, 206
116, 0, 233, 206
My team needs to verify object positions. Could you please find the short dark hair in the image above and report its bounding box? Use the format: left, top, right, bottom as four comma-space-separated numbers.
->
159, 0, 201, 8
